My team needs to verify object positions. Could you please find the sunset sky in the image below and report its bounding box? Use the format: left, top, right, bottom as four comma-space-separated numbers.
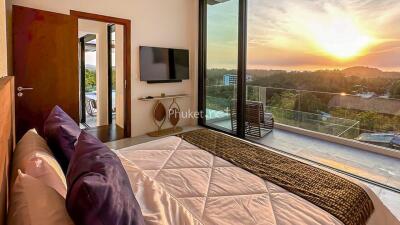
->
207, 0, 400, 71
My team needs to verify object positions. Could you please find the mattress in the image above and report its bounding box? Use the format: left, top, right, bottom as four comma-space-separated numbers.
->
115, 136, 400, 225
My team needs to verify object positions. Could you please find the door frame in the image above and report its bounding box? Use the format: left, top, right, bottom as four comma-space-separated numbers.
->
79, 36, 86, 124
71, 10, 132, 137
79, 34, 96, 126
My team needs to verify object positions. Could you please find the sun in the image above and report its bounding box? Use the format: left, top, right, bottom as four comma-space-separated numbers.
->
308, 14, 374, 60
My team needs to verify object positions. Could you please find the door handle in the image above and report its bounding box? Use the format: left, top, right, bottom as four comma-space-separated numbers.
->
17, 86, 34, 97
17, 86, 34, 92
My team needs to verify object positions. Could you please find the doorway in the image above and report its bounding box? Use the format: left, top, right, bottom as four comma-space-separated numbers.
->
80, 33, 98, 128
73, 11, 132, 142
12, 6, 131, 142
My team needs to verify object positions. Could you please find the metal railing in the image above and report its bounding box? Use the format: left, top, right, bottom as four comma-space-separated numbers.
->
205, 84, 400, 141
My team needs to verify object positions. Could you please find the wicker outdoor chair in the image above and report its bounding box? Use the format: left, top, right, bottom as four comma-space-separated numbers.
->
230, 100, 274, 138
86, 98, 97, 117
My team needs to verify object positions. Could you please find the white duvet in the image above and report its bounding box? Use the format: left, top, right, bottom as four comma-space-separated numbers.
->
115, 136, 400, 225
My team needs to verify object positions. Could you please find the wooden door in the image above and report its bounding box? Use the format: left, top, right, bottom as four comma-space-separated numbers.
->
13, 5, 79, 140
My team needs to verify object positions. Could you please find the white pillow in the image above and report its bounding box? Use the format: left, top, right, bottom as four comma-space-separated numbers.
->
7, 171, 74, 225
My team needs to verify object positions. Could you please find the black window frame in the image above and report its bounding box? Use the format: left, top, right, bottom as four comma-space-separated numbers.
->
80, 37, 86, 124
198, 0, 247, 138
197, 0, 400, 193
107, 24, 116, 125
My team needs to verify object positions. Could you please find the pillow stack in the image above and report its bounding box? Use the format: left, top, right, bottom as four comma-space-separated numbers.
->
8, 105, 145, 225
8, 129, 73, 225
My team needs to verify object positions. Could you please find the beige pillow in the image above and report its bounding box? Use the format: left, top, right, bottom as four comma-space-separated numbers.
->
11, 129, 52, 183
11, 129, 67, 198
8, 171, 74, 225
23, 152, 67, 197
13, 129, 52, 162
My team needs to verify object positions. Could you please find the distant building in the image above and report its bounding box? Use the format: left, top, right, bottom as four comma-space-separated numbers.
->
223, 74, 253, 86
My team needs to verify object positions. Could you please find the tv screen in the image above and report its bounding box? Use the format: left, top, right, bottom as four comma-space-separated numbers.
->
140, 46, 189, 82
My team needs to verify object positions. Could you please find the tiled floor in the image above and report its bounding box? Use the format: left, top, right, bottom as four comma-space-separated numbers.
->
85, 114, 97, 127
252, 129, 400, 190
211, 120, 400, 190
107, 125, 400, 220
81, 113, 116, 128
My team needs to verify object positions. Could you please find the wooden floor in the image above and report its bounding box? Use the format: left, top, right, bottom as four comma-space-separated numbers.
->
105, 126, 200, 150
84, 125, 125, 142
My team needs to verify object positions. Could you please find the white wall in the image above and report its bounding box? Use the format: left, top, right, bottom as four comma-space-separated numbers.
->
115, 24, 125, 128
12, 0, 199, 137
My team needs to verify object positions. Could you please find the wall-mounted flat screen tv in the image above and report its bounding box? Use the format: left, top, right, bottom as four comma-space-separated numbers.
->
140, 46, 189, 83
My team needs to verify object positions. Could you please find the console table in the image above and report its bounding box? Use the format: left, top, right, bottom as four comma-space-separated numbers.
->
139, 94, 188, 137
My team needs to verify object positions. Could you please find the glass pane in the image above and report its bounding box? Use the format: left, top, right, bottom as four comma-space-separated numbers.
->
205, 0, 239, 133
246, 0, 400, 188
84, 36, 98, 128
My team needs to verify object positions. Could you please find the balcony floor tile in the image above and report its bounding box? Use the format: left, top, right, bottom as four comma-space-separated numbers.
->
246, 128, 400, 188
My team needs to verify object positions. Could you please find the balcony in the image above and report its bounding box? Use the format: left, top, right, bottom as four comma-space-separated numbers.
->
205, 85, 400, 219
206, 85, 400, 151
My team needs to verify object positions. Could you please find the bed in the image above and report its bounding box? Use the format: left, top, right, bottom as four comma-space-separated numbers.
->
116, 129, 400, 225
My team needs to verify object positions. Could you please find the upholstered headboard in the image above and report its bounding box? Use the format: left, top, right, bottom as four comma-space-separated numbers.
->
0, 76, 13, 225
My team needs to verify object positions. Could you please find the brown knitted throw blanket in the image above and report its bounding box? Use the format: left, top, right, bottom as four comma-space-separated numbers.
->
177, 129, 374, 225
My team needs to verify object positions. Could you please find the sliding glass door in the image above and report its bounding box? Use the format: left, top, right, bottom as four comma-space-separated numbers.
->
202, 0, 240, 134
199, 0, 400, 191
245, 0, 400, 152
201, 0, 400, 151
200, 0, 247, 137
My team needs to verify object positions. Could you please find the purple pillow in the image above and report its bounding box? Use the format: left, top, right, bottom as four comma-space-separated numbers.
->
43, 106, 81, 172
66, 131, 145, 225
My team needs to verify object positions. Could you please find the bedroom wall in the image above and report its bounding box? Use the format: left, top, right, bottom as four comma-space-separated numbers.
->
12, 0, 199, 137
115, 25, 125, 129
